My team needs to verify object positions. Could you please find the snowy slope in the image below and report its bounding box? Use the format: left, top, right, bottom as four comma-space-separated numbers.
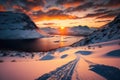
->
0, 11, 44, 39
72, 14, 120, 46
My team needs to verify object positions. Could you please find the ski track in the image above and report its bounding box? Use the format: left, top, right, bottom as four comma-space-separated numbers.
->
37, 56, 80, 80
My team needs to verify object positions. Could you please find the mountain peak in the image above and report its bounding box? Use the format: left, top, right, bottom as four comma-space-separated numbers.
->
0, 11, 37, 30
0, 11, 44, 39
72, 14, 120, 46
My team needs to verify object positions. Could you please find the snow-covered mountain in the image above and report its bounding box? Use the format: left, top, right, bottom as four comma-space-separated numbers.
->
68, 26, 94, 36
0, 11, 44, 39
72, 14, 120, 46
40, 27, 59, 35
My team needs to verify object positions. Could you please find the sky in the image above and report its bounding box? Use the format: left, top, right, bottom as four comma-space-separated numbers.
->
0, 0, 120, 28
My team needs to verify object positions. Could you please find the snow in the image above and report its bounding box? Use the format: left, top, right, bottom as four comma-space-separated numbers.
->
68, 26, 94, 36
40, 54, 54, 60
0, 11, 45, 39
0, 13, 120, 80
0, 40, 120, 80
72, 14, 120, 46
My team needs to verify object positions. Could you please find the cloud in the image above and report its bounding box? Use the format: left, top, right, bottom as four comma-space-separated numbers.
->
95, 20, 111, 23
80, 10, 110, 19
0, 0, 45, 12
104, 0, 120, 8
56, 0, 84, 5
0, 0, 120, 28
81, 7, 120, 19
0, 5, 5, 11
31, 9, 80, 21
56, 0, 85, 8
96, 13, 118, 19
96, 8, 120, 19
43, 23, 55, 25
66, 1, 95, 12
95, 8, 108, 12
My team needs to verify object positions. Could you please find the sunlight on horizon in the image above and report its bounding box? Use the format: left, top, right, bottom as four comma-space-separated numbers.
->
35, 17, 113, 28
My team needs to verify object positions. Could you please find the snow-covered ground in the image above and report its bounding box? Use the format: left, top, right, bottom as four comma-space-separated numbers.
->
0, 40, 120, 80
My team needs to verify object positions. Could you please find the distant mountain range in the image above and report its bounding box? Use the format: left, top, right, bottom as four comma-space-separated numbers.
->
40, 26, 95, 36
0, 11, 44, 39
72, 14, 120, 46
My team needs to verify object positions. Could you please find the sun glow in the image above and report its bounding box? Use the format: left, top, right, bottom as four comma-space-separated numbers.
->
59, 26, 68, 35
60, 26, 65, 30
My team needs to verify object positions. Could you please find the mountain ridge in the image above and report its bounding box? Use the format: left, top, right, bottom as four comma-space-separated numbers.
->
0, 11, 44, 39
72, 14, 120, 46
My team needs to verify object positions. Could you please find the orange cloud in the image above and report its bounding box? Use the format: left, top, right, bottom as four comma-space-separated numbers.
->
63, 2, 80, 8
32, 14, 79, 22
31, 6, 43, 11
0, 5, 5, 11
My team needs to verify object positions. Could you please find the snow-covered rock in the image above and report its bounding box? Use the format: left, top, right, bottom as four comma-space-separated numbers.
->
0, 11, 44, 39
72, 14, 120, 46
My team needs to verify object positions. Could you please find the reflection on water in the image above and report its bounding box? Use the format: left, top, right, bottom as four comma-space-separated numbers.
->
60, 36, 64, 47
0, 35, 83, 52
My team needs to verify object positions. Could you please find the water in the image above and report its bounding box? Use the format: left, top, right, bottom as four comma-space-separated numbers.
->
0, 35, 83, 52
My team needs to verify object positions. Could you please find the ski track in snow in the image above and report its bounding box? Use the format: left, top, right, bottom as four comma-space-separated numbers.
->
37, 56, 80, 80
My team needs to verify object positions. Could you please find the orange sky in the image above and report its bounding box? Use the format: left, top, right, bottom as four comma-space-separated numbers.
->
0, 0, 120, 28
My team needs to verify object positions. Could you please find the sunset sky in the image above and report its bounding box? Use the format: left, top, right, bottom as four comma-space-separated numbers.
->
0, 0, 120, 28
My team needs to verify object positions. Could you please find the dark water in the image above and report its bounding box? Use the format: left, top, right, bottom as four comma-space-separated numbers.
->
0, 35, 83, 52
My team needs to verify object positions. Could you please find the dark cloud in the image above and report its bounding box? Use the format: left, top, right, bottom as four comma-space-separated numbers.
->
56, 0, 85, 5
104, 0, 120, 8
0, 0, 45, 12
96, 13, 119, 19
0, 0, 120, 25
80, 8, 120, 19
30, 9, 80, 21
95, 8, 108, 12
96, 8, 120, 19
43, 23, 55, 25
95, 20, 111, 23
74, 2, 94, 11
66, 2, 94, 12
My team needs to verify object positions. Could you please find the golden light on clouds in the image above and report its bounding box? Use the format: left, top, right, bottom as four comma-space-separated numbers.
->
35, 16, 112, 28
31, 6, 43, 11
60, 26, 65, 30
0, 0, 119, 28
63, 2, 81, 8
0, 5, 5, 11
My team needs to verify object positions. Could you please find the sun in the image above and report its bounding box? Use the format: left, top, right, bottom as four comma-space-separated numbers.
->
60, 26, 65, 30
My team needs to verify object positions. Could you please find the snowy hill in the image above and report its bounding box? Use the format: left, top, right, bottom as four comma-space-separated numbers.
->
72, 14, 120, 46
0, 11, 44, 39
